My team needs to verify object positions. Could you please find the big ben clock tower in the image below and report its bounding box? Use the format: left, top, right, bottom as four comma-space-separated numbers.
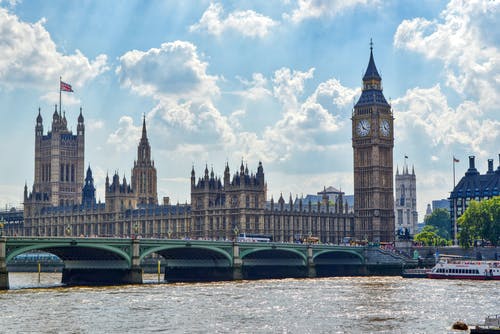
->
352, 42, 395, 242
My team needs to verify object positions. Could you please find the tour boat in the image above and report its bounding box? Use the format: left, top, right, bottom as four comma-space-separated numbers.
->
428, 260, 500, 280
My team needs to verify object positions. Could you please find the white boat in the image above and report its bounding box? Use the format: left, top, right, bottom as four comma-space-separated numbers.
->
428, 260, 500, 280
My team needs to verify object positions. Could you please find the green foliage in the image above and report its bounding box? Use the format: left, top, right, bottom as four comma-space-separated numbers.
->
414, 225, 450, 246
458, 196, 500, 248
424, 208, 451, 239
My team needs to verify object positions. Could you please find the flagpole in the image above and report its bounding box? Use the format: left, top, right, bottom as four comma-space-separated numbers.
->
59, 76, 62, 116
453, 156, 457, 245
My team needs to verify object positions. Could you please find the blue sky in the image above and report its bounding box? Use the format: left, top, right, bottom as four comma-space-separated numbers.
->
0, 0, 498, 221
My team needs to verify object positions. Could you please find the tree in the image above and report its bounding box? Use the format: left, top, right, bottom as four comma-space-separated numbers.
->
414, 225, 450, 246
424, 208, 451, 239
458, 196, 500, 248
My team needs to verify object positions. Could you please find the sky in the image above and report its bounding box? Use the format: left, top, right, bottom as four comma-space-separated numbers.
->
0, 0, 498, 221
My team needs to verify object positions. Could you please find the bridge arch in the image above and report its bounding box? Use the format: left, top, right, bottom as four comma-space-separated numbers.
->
313, 249, 364, 264
139, 245, 233, 264
6, 243, 131, 266
240, 247, 308, 263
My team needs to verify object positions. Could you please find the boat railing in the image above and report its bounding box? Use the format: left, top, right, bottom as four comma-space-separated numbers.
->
484, 315, 500, 327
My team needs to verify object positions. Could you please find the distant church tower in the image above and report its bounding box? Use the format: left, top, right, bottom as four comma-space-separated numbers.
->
131, 116, 158, 206
352, 42, 395, 242
394, 161, 418, 236
24, 106, 85, 214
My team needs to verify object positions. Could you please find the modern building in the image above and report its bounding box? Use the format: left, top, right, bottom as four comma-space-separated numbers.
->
19, 44, 395, 244
394, 162, 418, 236
432, 199, 449, 211
352, 43, 395, 242
449, 155, 500, 240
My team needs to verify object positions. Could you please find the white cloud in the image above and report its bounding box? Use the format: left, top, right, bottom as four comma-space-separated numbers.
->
393, 84, 500, 157
273, 67, 315, 111
116, 41, 358, 176
190, 3, 277, 38
41, 91, 80, 107
242, 68, 359, 165
117, 41, 219, 102
234, 73, 272, 100
284, 0, 380, 23
106, 116, 141, 152
87, 119, 104, 131
394, 0, 500, 108
0, 8, 108, 91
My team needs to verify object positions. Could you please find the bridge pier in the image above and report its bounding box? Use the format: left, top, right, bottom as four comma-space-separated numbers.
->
307, 245, 316, 278
0, 238, 9, 290
232, 243, 243, 280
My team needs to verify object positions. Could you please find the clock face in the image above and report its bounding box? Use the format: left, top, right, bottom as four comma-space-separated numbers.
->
380, 119, 390, 136
356, 119, 371, 136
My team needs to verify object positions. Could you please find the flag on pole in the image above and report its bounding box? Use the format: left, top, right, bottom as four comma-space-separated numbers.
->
453, 156, 459, 163
60, 81, 73, 92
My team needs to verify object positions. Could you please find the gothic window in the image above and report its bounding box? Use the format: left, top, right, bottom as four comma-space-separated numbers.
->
60, 164, 64, 182
71, 165, 75, 182
246, 196, 250, 208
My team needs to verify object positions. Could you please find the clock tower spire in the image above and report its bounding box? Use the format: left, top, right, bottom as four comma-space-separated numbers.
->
352, 41, 395, 242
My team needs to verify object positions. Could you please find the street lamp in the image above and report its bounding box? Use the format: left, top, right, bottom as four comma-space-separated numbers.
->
0, 219, 5, 237
133, 223, 139, 238
65, 225, 72, 236
167, 229, 172, 239
233, 226, 239, 241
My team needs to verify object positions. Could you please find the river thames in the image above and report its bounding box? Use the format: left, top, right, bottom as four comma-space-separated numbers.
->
0, 273, 498, 333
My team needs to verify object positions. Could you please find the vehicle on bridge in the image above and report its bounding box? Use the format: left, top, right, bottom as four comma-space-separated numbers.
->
237, 233, 272, 243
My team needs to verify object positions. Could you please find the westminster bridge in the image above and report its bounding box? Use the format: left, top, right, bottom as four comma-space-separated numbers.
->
0, 237, 408, 289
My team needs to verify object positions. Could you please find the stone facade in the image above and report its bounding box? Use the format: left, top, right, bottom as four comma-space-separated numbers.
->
132, 116, 158, 206
21, 45, 404, 243
24, 106, 85, 216
21, 116, 355, 242
449, 155, 500, 239
351, 45, 395, 242
394, 162, 418, 235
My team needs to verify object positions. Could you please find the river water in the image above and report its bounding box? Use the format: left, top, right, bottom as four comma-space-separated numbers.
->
1, 273, 498, 333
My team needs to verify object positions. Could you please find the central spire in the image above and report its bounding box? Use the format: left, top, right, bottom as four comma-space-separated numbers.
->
141, 114, 147, 141
362, 39, 381, 82
354, 40, 388, 108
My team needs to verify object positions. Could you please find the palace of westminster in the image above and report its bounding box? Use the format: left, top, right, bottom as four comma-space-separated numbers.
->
15, 47, 399, 243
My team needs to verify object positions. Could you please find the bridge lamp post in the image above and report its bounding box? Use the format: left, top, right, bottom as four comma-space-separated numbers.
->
65, 225, 72, 236
167, 229, 172, 239
233, 226, 239, 241
0, 219, 4, 237
133, 223, 139, 239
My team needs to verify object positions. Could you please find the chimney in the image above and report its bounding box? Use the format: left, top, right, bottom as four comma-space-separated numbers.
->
465, 155, 479, 176
469, 156, 475, 169
487, 159, 494, 174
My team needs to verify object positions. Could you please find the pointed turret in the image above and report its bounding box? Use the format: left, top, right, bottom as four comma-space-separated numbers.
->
256, 161, 264, 185
82, 165, 96, 207
141, 114, 147, 141
224, 162, 230, 186
362, 40, 381, 82
354, 40, 389, 108
35, 108, 43, 137
36, 108, 43, 124
77, 107, 85, 136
